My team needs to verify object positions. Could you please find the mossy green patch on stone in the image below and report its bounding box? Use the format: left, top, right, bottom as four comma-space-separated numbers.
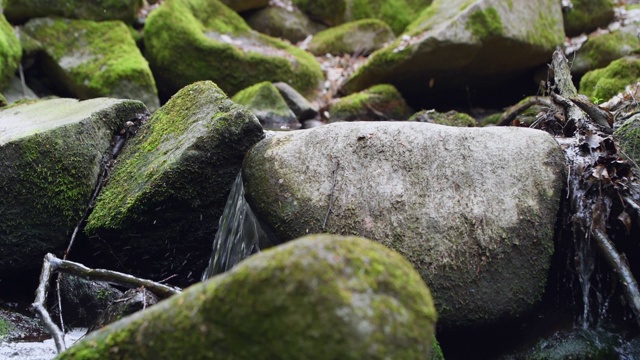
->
307, 18, 395, 56
409, 109, 476, 127
144, 0, 323, 100
84, 81, 263, 286
329, 84, 413, 122
58, 234, 437, 359
572, 30, 640, 75
232, 81, 298, 129
0, 13, 22, 89
0, 98, 147, 274
22, 18, 159, 111
3, 0, 143, 24
579, 57, 640, 101
466, 7, 503, 39
563, 0, 615, 37
293, 0, 431, 35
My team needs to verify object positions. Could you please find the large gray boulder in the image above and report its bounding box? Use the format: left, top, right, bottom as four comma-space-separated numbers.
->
59, 234, 437, 359
243, 122, 566, 329
85, 81, 264, 286
342, 0, 564, 99
0, 98, 148, 275
22, 18, 160, 112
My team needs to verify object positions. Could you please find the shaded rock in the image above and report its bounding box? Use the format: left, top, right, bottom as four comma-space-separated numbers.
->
245, 5, 326, 44
292, 0, 432, 35
302, 119, 324, 129
579, 56, 640, 101
232, 81, 300, 129
3, 0, 143, 24
570, 28, 640, 76
59, 274, 123, 328
22, 18, 160, 112
0, 13, 21, 89
307, 18, 395, 56
85, 81, 264, 287
2, 76, 38, 103
342, 0, 564, 102
243, 122, 565, 329
409, 109, 476, 127
563, 0, 615, 37
615, 113, 640, 166
0, 98, 148, 275
329, 84, 412, 122
274, 81, 318, 121
143, 0, 323, 101
220, 0, 269, 13
88, 288, 158, 333
59, 234, 437, 359
0, 309, 47, 342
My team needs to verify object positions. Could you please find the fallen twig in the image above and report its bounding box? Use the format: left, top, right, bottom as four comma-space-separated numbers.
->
497, 96, 553, 126
32, 253, 181, 354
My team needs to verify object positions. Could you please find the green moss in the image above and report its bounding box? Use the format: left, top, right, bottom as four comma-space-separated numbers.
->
58, 235, 437, 359
3, 0, 143, 23
528, 1, 565, 49
0, 13, 22, 89
578, 31, 640, 72
330, 84, 413, 121
563, 0, 615, 37
307, 18, 395, 56
144, 0, 322, 99
0, 318, 12, 339
615, 115, 640, 166
579, 57, 640, 101
232, 81, 289, 113
466, 7, 503, 39
23, 18, 157, 107
409, 110, 476, 127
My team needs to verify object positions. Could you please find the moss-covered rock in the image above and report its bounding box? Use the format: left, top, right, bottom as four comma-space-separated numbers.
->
409, 109, 476, 127
342, 0, 564, 99
85, 81, 264, 286
563, 0, 615, 37
22, 18, 159, 111
143, 0, 323, 101
329, 84, 412, 122
0, 13, 22, 90
3, 0, 143, 24
232, 81, 299, 129
615, 113, 640, 166
579, 57, 640, 101
292, 0, 432, 35
274, 81, 318, 121
58, 234, 437, 359
245, 5, 326, 44
307, 18, 395, 56
220, 0, 268, 13
570, 29, 640, 75
243, 122, 565, 329
0, 98, 148, 275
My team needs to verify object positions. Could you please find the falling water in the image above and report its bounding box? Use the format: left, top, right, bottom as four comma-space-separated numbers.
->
201, 172, 270, 280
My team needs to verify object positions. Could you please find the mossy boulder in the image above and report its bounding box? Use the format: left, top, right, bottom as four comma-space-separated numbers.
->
245, 5, 326, 44
292, 0, 432, 35
579, 57, 640, 101
570, 28, 640, 75
232, 81, 299, 129
58, 234, 437, 359
307, 19, 395, 56
85, 81, 264, 287
243, 122, 565, 329
3, 0, 143, 24
0, 13, 21, 89
274, 81, 318, 121
22, 18, 160, 112
409, 109, 476, 127
143, 0, 323, 101
220, 0, 268, 13
342, 0, 564, 99
0, 98, 148, 275
563, 0, 615, 37
329, 84, 413, 122
615, 113, 640, 166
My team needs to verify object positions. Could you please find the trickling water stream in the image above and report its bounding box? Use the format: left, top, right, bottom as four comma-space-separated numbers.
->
201, 173, 270, 280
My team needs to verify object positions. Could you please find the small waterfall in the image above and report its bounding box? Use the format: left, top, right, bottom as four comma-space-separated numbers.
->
202, 172, 269, 280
